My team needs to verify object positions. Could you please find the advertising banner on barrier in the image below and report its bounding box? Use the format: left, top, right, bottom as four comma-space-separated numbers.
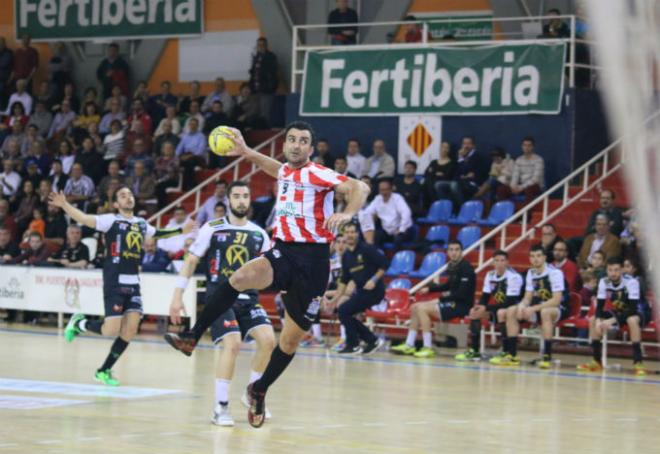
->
0, 266, 196, 321
301, 43, 566, 116
15, 0, 203, 41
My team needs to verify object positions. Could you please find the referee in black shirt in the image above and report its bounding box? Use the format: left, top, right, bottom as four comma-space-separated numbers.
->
327, 222, 387, 355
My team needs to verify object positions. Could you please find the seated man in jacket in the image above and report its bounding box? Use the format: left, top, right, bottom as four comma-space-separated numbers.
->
141, 237, 171, 272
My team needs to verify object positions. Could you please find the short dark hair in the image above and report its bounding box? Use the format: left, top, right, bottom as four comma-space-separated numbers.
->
601, 189, 616, 199
174, 205, 186, 213
109, 43, 119, 50
404, 160, 417, 169
214, 201, 227, 211
284, 121, 316, 145
28, 231, 43, 241
112, 186, 132, 203
227, 180, 249, 196
529, 244, 546, 254
548, 8, 561, 14
541, 223, 556, 232
493, 249, 508, 259
378, 178, 394, 187
52, 158, 62, 165
343, 222, 359, 232
405, 15, 417, 21
490, 147, 505, 158
522, 136, 535, 145
347, 138, 360, 147
334, 155, 347, 163
447, 239, 463, 249
216, 179, 228, 187
317, 138, 329, 145
607, 257, 623, 266
593, 250, 605, 259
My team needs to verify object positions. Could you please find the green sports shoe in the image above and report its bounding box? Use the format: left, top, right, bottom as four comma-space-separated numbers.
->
95, 370, 120, 386
455, 348, 480, 362
413, 347, 436, 358
390, 343, 416, 355
538, 355, 552, 370
64, 314, 86, 342
489, 352, 509, 365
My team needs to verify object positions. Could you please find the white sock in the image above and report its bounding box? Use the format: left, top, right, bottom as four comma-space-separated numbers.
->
422, 332, 432, 348
248, 370, 262, 385
215, 379, 230, 405
79, 319, 87, 332
405, 330, 416, 346
311, 323, 322, 340
339, 325, 346, 340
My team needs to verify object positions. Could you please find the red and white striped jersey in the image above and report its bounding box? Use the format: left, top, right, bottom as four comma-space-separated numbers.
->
272, 162, 348, 243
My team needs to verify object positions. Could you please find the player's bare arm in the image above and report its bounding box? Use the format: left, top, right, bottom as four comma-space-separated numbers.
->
170, 253, 200, 325
48, 191, 97, 229
325, 178, 370, 231
224, 127, 282, 178
535, 292, 562, 311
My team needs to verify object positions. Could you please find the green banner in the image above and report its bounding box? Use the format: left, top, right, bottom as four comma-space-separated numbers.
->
15, 0, 203, 41
426, 14, 493, 41
301, 44, 566, 116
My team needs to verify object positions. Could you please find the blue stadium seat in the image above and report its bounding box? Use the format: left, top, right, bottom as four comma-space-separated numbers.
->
418, 200, 452, 224
424, 225, 449, 249
479, 201, 515, 226
385, 250, 416, 277
410, 251, 446, 279
448, 200, 483, 225
387, 278, 412, 289
456, 226, 481, 249
382, 225, 418, 250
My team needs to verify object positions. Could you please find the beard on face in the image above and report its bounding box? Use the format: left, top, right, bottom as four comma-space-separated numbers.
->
230, 205, 248, 218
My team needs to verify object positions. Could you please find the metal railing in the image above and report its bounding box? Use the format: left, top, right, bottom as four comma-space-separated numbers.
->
292, 14, 596, 92
147, 131, 285, 228
410, 139, 624, 294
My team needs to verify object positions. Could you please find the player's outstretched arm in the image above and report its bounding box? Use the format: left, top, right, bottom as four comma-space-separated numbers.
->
152, 219, 197, 239
48, 191, 97, 229
224, 127, 282, 178
325, 178, 370, 231
170, 253, 200, 325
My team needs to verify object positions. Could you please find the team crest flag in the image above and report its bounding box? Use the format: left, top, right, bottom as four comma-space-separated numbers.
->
398, 116, 442, 175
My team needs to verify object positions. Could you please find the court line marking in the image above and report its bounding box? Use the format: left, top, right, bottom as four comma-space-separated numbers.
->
446, 420, 470, 424
0, 444, 17, 448
78, 437, 102, 442
614, 418, 638, 422
404, 421, 429, 425
2, 327, 659, 387
35, 440, 62, 445
319, 424, 349, 429
362, 422, 387, 427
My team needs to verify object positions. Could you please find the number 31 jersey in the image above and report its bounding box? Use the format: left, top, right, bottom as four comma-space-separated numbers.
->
188, 217, 271, 302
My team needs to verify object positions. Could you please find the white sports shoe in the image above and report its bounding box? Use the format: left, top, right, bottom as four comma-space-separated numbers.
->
211, 403, 235, 427
241, 391, 272, 420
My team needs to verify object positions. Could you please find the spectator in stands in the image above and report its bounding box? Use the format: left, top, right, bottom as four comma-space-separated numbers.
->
127, 98, 153, 136
154, 105, 181, 137
394, 160, 423, 217
0, 37, 12, 108
10, 35, 38, 93
1, 102, 28, 148
49, 159, 68, 192
102, 119, 125, 164
71, 101, 100, 143
55, 82, 80, 113
365, 179, 414, 249
96, 43, 129, 99
22, 161, 41, 190
63, 163, 95, 211
9, 231, 51, 265
33, 81, 55, 112
103, 84, 128, 114
585, 189, 624, 236
99, 98, 126, 135
98, 160, 124, 198
553, 240, 579, 292
175, 117, 206, 189
0, 158, 21, 197
154, 141, 180, 207
578, 214, 622, 268
55, 139, 75, 174
496, 136, 544, 204
437, 136, 480, 214
328, 0, 359, 45
5, 79, 32, 115
47, 99, 76, 141
47, 42, 72, 100
25, 202, 44, 237
141, 237, 171, 272
29, 102, 52, 137
213, 201, 227, 219
474, 147, 514, 201
202, 77, 234, 116
232, 83, 263, 131
333, 155, 355, 178
179, 80, 204, 114
96, 179, 121, 215
542, 8, 570, 38
36, 179, 51, 205
13, 179, 38, 232
360, 174, 376, 201
22, 124, 45, 157
148, 81, 177, 126
81, 87, 100, 115
423, 141, 454, 206
313, 138, 335, 168
182, 100, 205, 134
583, 249, 607, 281
364, 139, 395, 179
125, 161, 156, 213
197, 180, 229, 226
403, 15, 431, 43
540, 223, 563, 262
48, 224, 89, 269
152, 119, 180, 155
2, 123, 26, 155
203, 100, 230, 135
249, 37, 279, 126
132, 80, 150, 104
392, 240, 476, 358
0, 226, 20, 263
74, 137, 105, 185
0, 199, 17, 240
345, 138, 366, 178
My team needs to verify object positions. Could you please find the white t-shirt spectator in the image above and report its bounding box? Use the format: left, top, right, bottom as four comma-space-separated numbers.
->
5, 91, 33, 115
347, 153, 366, 178
0, 170, 21, 197
365, 192, 413, 235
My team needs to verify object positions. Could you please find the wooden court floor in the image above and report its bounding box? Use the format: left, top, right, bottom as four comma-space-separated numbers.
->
0, 326, 659, 454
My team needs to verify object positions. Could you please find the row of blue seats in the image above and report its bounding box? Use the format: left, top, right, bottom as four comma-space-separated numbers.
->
418, 200, 514, 226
